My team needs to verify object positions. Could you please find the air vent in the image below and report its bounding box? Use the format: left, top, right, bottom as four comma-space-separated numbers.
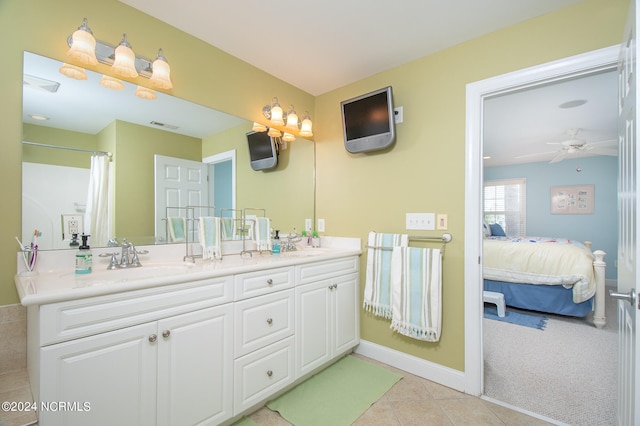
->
150, 121, 179, 130
23, 74, 61, 93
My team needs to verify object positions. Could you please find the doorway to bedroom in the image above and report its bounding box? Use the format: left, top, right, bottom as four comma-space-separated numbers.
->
465, 46, 620, 425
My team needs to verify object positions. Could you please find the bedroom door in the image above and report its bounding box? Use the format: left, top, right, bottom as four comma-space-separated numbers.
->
614, 1, 640, 424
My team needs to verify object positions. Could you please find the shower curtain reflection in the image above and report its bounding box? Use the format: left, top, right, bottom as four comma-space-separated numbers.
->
85, 154, 112, 247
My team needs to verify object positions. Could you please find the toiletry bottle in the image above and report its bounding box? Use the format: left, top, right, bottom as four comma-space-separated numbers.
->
272, 230, 281, 255
75, 234, 92, 274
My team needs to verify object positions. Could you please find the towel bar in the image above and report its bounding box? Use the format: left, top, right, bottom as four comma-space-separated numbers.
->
366, 233, 452, 254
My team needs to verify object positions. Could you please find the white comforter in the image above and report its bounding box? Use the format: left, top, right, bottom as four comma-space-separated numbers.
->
483, 236, 596, 303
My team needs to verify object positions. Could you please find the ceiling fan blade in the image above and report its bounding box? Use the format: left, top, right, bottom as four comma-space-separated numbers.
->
588, 139, 617, 146
515, 150, 558, 159
549, 151, 568, 164
588, 148, 618, 156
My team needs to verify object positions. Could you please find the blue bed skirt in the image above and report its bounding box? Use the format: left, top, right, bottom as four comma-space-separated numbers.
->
484, 280, 594, 317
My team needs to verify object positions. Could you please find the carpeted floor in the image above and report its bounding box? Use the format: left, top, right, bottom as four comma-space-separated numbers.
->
483, 291, 617, 425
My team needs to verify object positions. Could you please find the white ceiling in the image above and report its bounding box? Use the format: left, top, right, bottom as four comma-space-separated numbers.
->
23, 1, 618, 166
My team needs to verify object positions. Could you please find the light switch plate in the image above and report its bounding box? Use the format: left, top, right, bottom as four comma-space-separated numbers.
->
406, 213, 435, 230
436, 214, 448, 230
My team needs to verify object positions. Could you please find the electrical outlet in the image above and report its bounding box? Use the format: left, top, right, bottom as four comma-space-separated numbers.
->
305, 218, 312, 233
406, 213, 435, 230
317, 219, 325, 233
394, 106, 403, 124
436, 214, 448, 230
61, 214, 83, 240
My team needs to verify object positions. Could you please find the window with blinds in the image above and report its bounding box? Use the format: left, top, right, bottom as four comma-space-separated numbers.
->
484, 178, 526, 236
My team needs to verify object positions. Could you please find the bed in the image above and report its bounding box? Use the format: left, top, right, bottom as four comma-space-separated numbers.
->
482, 226, 607, 328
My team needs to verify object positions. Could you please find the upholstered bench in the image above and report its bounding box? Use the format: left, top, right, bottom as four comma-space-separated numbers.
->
483, 290, 505, 317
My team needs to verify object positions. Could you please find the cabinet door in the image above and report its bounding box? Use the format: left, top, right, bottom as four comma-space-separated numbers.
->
333, 273, 360, 355
157, 304, 234, 426
295, 279, 332, 378
40, 322, 158, 426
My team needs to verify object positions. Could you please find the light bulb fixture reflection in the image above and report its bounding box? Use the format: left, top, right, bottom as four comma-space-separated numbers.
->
149, 49, 172, 89
66, 18, 97, 66
135, 86, 157, 100
268, 127, 282, 137
282, 132, 296, 142
252, 122, 267, 132
112, 34, 139, 78
260, 98, 313, 139
99, 75, 124, 90
285, 106, 298, 131
59, 63, 88, 80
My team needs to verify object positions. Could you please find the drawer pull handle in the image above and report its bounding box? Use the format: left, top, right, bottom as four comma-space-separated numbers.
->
267, 318, 273, 325
148, 334, 158, 343
267, 278, 273, 286
267, 370, 273, 377
329, 284, 337, 290
162, 330, 171, 339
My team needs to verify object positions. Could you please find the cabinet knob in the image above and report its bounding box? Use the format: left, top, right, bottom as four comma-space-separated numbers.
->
148, 334, 158, 343
266, 318, 273, 325
266, 278, 273, 286
162, 330, 171, 339
267, 370, 273, 377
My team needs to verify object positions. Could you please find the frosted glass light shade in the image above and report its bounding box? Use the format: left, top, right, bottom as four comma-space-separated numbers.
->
99, 75, 124, 90
150, 50, 173, 89
135, 86, 157, 100
285, 110, 298, 131
112, 35, 138, 78
252, 122, 267, 132
270, 103, 284, 126
59, 63, 88, 80
268, 127, 282, 137
282, 132, 296, 142
67, 19, 98, 66
299, 117, 313, 137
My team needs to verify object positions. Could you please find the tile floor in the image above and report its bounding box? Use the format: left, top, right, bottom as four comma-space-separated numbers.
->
0, 354, 551, 426
245, 354, 553, 426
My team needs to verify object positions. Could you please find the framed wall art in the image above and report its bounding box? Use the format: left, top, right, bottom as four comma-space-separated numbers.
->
550, 184, 594, 215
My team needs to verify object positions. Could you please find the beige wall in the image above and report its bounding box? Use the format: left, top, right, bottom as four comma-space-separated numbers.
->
313, 0, 628, 371
0, 0, 628, 373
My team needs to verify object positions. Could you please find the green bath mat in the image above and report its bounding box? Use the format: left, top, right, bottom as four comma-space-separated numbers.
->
266, 355, 402, 426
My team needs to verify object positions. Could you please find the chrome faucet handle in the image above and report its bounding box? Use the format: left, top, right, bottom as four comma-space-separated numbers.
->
129, 244, 148, 267
99, 252, 119, 270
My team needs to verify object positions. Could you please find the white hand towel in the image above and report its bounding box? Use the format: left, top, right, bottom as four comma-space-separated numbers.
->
363, 232, 409, 319
220, 217, 237, 240
390, 247, 442, 342
254, 217, 272, 251
198, 216, 222, 260
167, 216, 186, 242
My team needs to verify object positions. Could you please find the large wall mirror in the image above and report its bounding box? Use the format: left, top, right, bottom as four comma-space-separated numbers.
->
22, 51, 315, 250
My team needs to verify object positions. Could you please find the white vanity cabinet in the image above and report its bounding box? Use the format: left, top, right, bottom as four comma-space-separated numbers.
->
232, 267, 296, 414
295, 257, 360, 378
31, 276, 234, 426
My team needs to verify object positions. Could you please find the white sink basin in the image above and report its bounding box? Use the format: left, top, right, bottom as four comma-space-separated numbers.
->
60, 263, 193, 284
280, 247, 334, 258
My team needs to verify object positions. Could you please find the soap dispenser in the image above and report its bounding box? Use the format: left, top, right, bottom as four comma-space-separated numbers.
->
75, 234, 92, 274
272, 230, 281, 255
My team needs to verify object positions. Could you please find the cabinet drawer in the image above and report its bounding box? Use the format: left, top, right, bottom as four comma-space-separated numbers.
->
39, 276, 233, 346
234, 267, 294, 300
234, 289, 294, 357
296, 257, 359, 285
233, 336, 294, 414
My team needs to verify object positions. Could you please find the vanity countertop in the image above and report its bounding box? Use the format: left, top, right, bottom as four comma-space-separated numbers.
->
15, 237, 361, 306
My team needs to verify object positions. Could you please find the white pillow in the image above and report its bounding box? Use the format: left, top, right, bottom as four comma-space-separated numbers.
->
482, 220, 492, 237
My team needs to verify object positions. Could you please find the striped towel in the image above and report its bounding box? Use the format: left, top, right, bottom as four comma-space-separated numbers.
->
390, 247, 442, 342
220, 217, 237, 240
363, 232, 409, 318
254, 217, 272, 251
198, 216, 222, 260
167, 217, 186, 242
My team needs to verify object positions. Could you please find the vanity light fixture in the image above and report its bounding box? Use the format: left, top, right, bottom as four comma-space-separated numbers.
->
112, 34, 138, 78
63, 18, 173, 90
258, 97, 314, 141
135, 85, 157, 100
66, 18, 98, 66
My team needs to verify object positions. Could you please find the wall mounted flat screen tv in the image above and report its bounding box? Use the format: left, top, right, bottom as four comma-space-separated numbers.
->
341, 86, 395, 153
246, 130, 278, 171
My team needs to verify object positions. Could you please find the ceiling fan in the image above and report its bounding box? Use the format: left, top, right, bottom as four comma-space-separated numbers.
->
516, 128, 618, 164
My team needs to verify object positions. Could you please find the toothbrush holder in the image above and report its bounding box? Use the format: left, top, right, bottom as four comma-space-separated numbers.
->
20, 247, 39, 276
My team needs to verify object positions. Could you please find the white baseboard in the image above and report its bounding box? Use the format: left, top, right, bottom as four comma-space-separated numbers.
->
355, 340, 465, 392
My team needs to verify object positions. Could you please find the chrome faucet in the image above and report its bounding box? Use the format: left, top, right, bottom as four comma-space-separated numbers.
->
282, 228, 301, 252
101, 239, 147, 269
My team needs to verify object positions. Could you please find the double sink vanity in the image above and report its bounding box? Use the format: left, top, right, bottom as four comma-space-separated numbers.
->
15, 237, 361, 425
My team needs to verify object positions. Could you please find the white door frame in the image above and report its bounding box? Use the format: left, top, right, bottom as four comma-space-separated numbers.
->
203, 149, 236, 212
463, 45, 620, 395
